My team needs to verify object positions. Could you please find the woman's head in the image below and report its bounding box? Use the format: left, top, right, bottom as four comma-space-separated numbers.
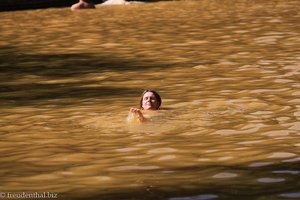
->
139, 89, 161, 110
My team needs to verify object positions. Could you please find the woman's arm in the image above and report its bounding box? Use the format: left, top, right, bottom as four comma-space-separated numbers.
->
128, 108, 145, 122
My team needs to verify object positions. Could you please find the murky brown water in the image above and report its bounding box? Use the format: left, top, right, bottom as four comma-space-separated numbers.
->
1, 0, 300, 199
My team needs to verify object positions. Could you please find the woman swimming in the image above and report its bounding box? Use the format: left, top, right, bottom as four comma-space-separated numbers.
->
128, 89, 162, 123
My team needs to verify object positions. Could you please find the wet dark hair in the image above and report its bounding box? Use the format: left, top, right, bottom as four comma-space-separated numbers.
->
139, 89, 162, 110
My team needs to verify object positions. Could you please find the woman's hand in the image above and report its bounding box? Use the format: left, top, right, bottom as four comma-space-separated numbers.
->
129, 108, 145, 122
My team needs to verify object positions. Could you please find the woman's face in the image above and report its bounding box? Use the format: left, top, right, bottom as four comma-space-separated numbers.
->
142, 92, 159, 110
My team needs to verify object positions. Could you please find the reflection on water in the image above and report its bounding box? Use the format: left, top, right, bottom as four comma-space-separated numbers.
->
0, 0, 300, 199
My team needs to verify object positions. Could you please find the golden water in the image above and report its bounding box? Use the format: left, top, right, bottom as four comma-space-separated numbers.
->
0, 0, 300, 199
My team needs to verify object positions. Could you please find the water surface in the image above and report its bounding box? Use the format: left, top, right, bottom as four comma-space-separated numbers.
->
0, 0, 300, 199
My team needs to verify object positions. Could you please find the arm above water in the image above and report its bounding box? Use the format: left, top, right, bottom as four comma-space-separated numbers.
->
128, 108, 145, 123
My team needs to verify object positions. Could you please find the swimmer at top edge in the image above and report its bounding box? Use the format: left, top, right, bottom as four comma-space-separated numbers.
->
70, 0, 95, 10
128, 89, 162, 123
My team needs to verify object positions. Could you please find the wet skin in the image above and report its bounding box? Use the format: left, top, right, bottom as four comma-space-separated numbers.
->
129, 92, 159, 122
